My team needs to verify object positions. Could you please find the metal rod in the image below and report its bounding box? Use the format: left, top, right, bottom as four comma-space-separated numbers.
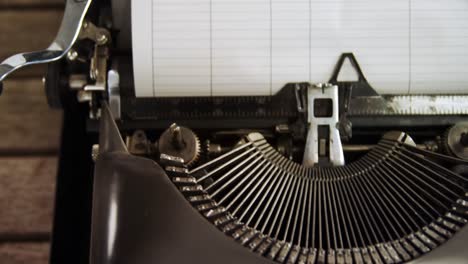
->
190, 141, 254, 174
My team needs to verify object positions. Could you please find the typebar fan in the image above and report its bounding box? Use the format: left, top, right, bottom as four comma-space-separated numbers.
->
162, 131, 468, 264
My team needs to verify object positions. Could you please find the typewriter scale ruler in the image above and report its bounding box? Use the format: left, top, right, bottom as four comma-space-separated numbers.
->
349, 95, 468, 116
162, 132, 468, 264
124, 85, 302, 120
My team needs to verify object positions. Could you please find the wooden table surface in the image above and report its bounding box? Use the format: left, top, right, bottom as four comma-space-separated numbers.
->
0, 1, 64, 263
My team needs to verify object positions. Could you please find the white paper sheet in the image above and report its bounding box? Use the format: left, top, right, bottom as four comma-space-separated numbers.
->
132, 0, 468, 97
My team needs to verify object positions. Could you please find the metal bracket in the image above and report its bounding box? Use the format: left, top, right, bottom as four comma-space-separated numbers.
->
73, 21, 111, 113
329, 53, 379, 97
78, 20, 111, 45
294, 83, 307, 113
0, 0, 93, 91
303, 83, 345, 167
84, 44, 109, 92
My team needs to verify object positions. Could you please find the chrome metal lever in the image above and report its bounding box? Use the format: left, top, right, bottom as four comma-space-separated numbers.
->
303, 83, 345, 167
0, 0, 92, 88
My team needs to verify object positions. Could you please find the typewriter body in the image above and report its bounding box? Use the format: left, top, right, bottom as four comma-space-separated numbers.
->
1, 0, 468, 263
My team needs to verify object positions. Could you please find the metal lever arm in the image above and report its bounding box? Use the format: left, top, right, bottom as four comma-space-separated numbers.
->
0, 0, 92, 86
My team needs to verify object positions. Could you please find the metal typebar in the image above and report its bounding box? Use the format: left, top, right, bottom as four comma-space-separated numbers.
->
165, 132, 468, 264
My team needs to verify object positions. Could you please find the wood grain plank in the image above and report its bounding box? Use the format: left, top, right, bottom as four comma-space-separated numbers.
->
0, 6, 64, 264
0, 79, 62, 152
0, 10, 63, 58
0, 157, 57, 235
0, 0, 63, 7
0, 243, 49, 264
6, 65, 49, 80
0, 10, 63, 78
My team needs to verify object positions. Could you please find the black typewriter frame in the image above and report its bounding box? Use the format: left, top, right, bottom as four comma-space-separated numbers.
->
45, 2, 468, 263
49, 100, 96, 264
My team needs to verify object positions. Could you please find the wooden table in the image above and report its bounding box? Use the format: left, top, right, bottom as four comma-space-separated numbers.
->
0, 1, 64, 263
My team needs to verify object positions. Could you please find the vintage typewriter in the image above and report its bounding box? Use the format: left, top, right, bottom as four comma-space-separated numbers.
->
1, 0, 468, 263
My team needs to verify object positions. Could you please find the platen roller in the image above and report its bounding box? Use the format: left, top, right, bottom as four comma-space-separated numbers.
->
162, 131, 468, 264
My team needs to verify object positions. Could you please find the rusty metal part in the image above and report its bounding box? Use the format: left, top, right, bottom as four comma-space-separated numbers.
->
158, 124, 201, 167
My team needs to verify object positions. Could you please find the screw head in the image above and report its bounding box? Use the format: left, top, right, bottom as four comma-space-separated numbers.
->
97, 34, 108, 45
67, 50, 78, 61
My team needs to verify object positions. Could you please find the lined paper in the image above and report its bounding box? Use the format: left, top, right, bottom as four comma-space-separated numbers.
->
309, 0, 410, 94
132, 0, 468, 97
411, 0, 468, 93
212, 0, 271, 96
